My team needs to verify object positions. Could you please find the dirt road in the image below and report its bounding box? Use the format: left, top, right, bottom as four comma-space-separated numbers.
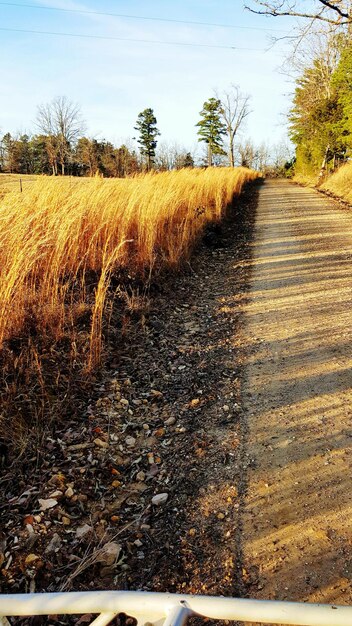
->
242, 179, 352, 604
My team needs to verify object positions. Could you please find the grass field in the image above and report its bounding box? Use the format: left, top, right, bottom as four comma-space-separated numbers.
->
321, 161, 352, 203
0, 167, 258, 375
0, 172, 39, 197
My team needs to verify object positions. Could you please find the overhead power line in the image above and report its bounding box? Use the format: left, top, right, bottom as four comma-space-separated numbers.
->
0, 26, 266, 50
0, 1, 289, 33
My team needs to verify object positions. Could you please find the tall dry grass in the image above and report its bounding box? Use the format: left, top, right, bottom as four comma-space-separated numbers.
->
321, 161, 352, 203
0, 167, 258, 370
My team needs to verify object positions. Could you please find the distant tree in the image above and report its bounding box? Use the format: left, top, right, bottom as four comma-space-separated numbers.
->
196, 97, 226, 166
217, 85, 251, 167
134, 108, 160, 171
155, 141, 195, 171
115, 144, 139, 176
177, 151, 194, 168
31, 135, 51, 174
331, 40, 352, 149
76, 137, 100, 176
1, 133, 16, 172
17, 134, 33, 174
289, 47, 348, 178
237, 139, 257, 168
36, 96, 85, 175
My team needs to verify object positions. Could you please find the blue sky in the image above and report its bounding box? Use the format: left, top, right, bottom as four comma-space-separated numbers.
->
0, 1, 295, 151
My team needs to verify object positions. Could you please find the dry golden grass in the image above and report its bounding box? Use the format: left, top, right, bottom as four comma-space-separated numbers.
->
293, 173, 318, 187
321, 161, 352, 203
0, 173, 39, 198
0, 167, 258, 370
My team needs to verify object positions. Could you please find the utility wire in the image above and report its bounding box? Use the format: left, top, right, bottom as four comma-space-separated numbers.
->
0, 1, 289, 33
0, 25, 266, 50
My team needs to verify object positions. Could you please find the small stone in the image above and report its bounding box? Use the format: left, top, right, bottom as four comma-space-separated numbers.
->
62, 516, 71, 526
75, 524, 93, 539
217, 512, 225, 520
147, 453, 155, 464
143, 423, 150, 431
45, 533, 62, 554
125, 436, 136, 447
151, 389, 163, 397
120, 398, 129, 406
94, 438, 109, 449
134, 539, 143, 547
152, 493, 169, 506
164, 417, 176, 426
136, 471, 145, 482
49, 490, 63, 499
38, 498, 58, 511
100, 566, 115, 578
65, 487, 74, 498
96, 542, 121, 566
48, 473, 65, 488
25, 554, 39, 566
190, 399, 200, 408
189, 528, 197, 537
111, 480, 122, 488
223, 405, 230, 412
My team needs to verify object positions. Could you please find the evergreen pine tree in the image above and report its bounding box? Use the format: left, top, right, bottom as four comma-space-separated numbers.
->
196, 98, 226, 166
134, 108, 160, 171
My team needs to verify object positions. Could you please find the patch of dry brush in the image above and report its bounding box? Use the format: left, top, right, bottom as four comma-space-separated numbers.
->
0, 167, 258, 444
321, 161, 352, 204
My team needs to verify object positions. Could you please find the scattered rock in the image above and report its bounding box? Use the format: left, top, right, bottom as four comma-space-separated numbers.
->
38, 498, 58, 511
125, 436, 136, 447
164, 416, 176, 426
25, 553, 39, 566
75, 524, 93, 540
152, 493, 169, 506
45, 533, 62, 554
49, 490, 63, 499
95, 542, 121, 566
94, 438, 109, 449
65, 487, 74, 498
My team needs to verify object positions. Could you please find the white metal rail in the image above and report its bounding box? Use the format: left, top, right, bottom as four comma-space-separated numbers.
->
0, 591, 352, 626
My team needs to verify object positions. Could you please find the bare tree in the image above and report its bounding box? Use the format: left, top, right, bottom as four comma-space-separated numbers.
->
244, 1, 352, 26
237, 139, 257, 169
216, 85, 251, 168
36, 96, 85, 175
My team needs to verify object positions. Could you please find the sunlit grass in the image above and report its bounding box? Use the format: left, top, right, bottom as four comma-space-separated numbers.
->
0, 167, 258, 369
321, 161, 352, 204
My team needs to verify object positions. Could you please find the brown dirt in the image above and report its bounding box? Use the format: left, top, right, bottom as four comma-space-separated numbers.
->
2, 178, 352, 623
242, 179, 352, 606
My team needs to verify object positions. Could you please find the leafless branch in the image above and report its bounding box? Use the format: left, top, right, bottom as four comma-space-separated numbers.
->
244, 1, 351, 25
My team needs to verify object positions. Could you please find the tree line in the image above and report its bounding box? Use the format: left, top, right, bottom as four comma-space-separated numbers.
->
245, 0, 352, 179
289, 34, 352, 178
0, 86, 257, 176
